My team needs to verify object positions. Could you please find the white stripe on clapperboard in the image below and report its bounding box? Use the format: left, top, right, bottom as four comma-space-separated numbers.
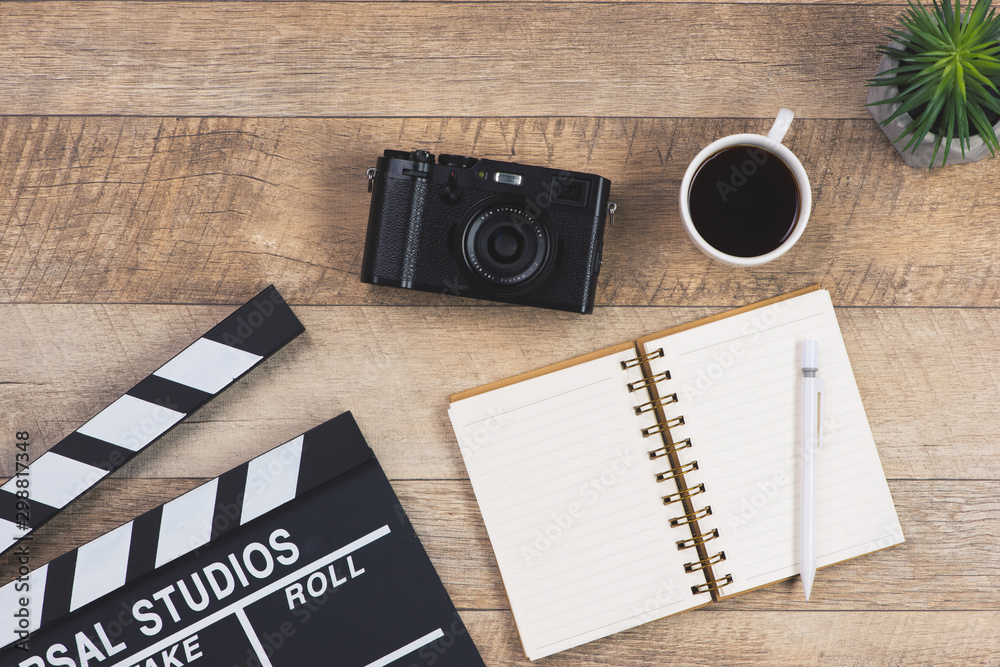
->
235, 609, 275, 667
71, 522, 134, 611
155, 480, 220, 569
0, 337, 261, 522
107, 524, 442, 667
0, 434, 312, 648
78, 395, 186, 452
153, 338, 264, 394
0, 452, 114, 510
363, 629, 446, 667
154, 338, 263, 395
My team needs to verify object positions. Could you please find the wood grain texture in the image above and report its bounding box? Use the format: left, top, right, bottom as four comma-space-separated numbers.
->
460, 610, 1000, 666
1, 1, 996, 664
401, 479, 1000, 612
0, 479, 995, 613
0, 3, 891, 118
0, 486, 1000, 667
2, 304, 999, 480
4, 117, 1000, 308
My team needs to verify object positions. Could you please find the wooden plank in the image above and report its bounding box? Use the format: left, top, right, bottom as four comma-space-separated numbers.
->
1, 304, 999, 481
460, 610, 1000, 665
3, 117, 1000, 308
0, 3, 893, 118
0, 479, 995, 614
55, 0, 918, 4
401, 479, 999, 612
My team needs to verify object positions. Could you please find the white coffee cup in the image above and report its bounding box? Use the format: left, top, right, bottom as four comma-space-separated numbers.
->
679, 108, 812, 267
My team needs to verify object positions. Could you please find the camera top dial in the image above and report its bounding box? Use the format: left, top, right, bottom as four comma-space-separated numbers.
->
439, 154, 478, 169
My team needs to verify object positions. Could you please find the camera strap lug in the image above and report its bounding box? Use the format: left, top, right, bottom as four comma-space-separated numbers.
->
367, 168, 377, 193
607, 201, 617, 227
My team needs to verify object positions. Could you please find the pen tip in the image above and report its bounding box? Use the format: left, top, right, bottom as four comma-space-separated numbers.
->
801, 570, 814, 601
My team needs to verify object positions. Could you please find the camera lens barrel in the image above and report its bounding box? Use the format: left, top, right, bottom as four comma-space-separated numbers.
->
461, 204, 552, 295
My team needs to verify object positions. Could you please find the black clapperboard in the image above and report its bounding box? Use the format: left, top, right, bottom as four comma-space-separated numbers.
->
0, 288, 484, 667
1, 413, 483, 667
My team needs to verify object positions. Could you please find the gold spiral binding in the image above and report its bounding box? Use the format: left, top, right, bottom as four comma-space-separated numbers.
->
635, 393, 678, 415
642, 416, 685, 438
648, 438, 692, 460
676, 528, 719, 550
692, 574, 734, 595
628, 361, 731, 600
684, 551, 726, 573
655, 460, 698, 483
627, 370, 671, 393
620, 348, 664, 369
669, 506, 712, 527
662, 482, 705, 505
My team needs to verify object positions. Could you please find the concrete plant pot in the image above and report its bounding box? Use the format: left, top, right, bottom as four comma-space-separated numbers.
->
868, 46, 1000, 168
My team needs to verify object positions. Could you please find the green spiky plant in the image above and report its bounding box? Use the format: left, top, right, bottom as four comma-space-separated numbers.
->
868, 0, 1000, 166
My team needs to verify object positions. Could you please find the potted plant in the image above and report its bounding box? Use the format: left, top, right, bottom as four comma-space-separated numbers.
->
867, 0, 1000, 167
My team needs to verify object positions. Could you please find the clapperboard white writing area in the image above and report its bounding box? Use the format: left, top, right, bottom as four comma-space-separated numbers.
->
0, 412, 484, 667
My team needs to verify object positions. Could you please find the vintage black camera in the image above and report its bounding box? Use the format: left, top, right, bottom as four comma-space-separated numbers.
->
361, 150, 612, 314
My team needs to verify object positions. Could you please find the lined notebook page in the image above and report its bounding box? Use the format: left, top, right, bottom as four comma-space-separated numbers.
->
449, 349, 707, 660
643, 289, 903, 597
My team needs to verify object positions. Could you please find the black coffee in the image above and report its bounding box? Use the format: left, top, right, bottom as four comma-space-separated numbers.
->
688, 145, 800, 258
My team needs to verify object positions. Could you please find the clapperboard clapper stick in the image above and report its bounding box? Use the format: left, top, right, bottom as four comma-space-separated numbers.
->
0, 285, 304, 558
0, 412, 485, 667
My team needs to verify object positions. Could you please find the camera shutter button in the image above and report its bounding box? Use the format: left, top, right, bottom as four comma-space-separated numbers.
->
441, 176, 461, 204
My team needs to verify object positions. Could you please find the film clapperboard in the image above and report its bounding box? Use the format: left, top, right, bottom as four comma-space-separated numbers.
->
0, 285, 305, 555
0, 290, 484, 667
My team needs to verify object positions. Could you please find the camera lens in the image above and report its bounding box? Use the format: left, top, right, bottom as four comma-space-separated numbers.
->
461, 205, 552, 294
487, 228, 523, 263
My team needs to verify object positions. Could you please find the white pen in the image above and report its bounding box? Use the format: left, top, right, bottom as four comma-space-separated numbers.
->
800, 340, 823, 601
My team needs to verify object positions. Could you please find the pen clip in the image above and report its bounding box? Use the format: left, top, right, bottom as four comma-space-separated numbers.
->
815, 379, 824, 448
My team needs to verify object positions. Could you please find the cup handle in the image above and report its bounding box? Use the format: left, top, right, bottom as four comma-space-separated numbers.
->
767, 108, 795, 143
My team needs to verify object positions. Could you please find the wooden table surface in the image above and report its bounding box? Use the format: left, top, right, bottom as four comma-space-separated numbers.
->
1, 2, 999, 665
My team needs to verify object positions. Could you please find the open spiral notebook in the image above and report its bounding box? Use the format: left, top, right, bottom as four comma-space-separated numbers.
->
448, 286, 903, 660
